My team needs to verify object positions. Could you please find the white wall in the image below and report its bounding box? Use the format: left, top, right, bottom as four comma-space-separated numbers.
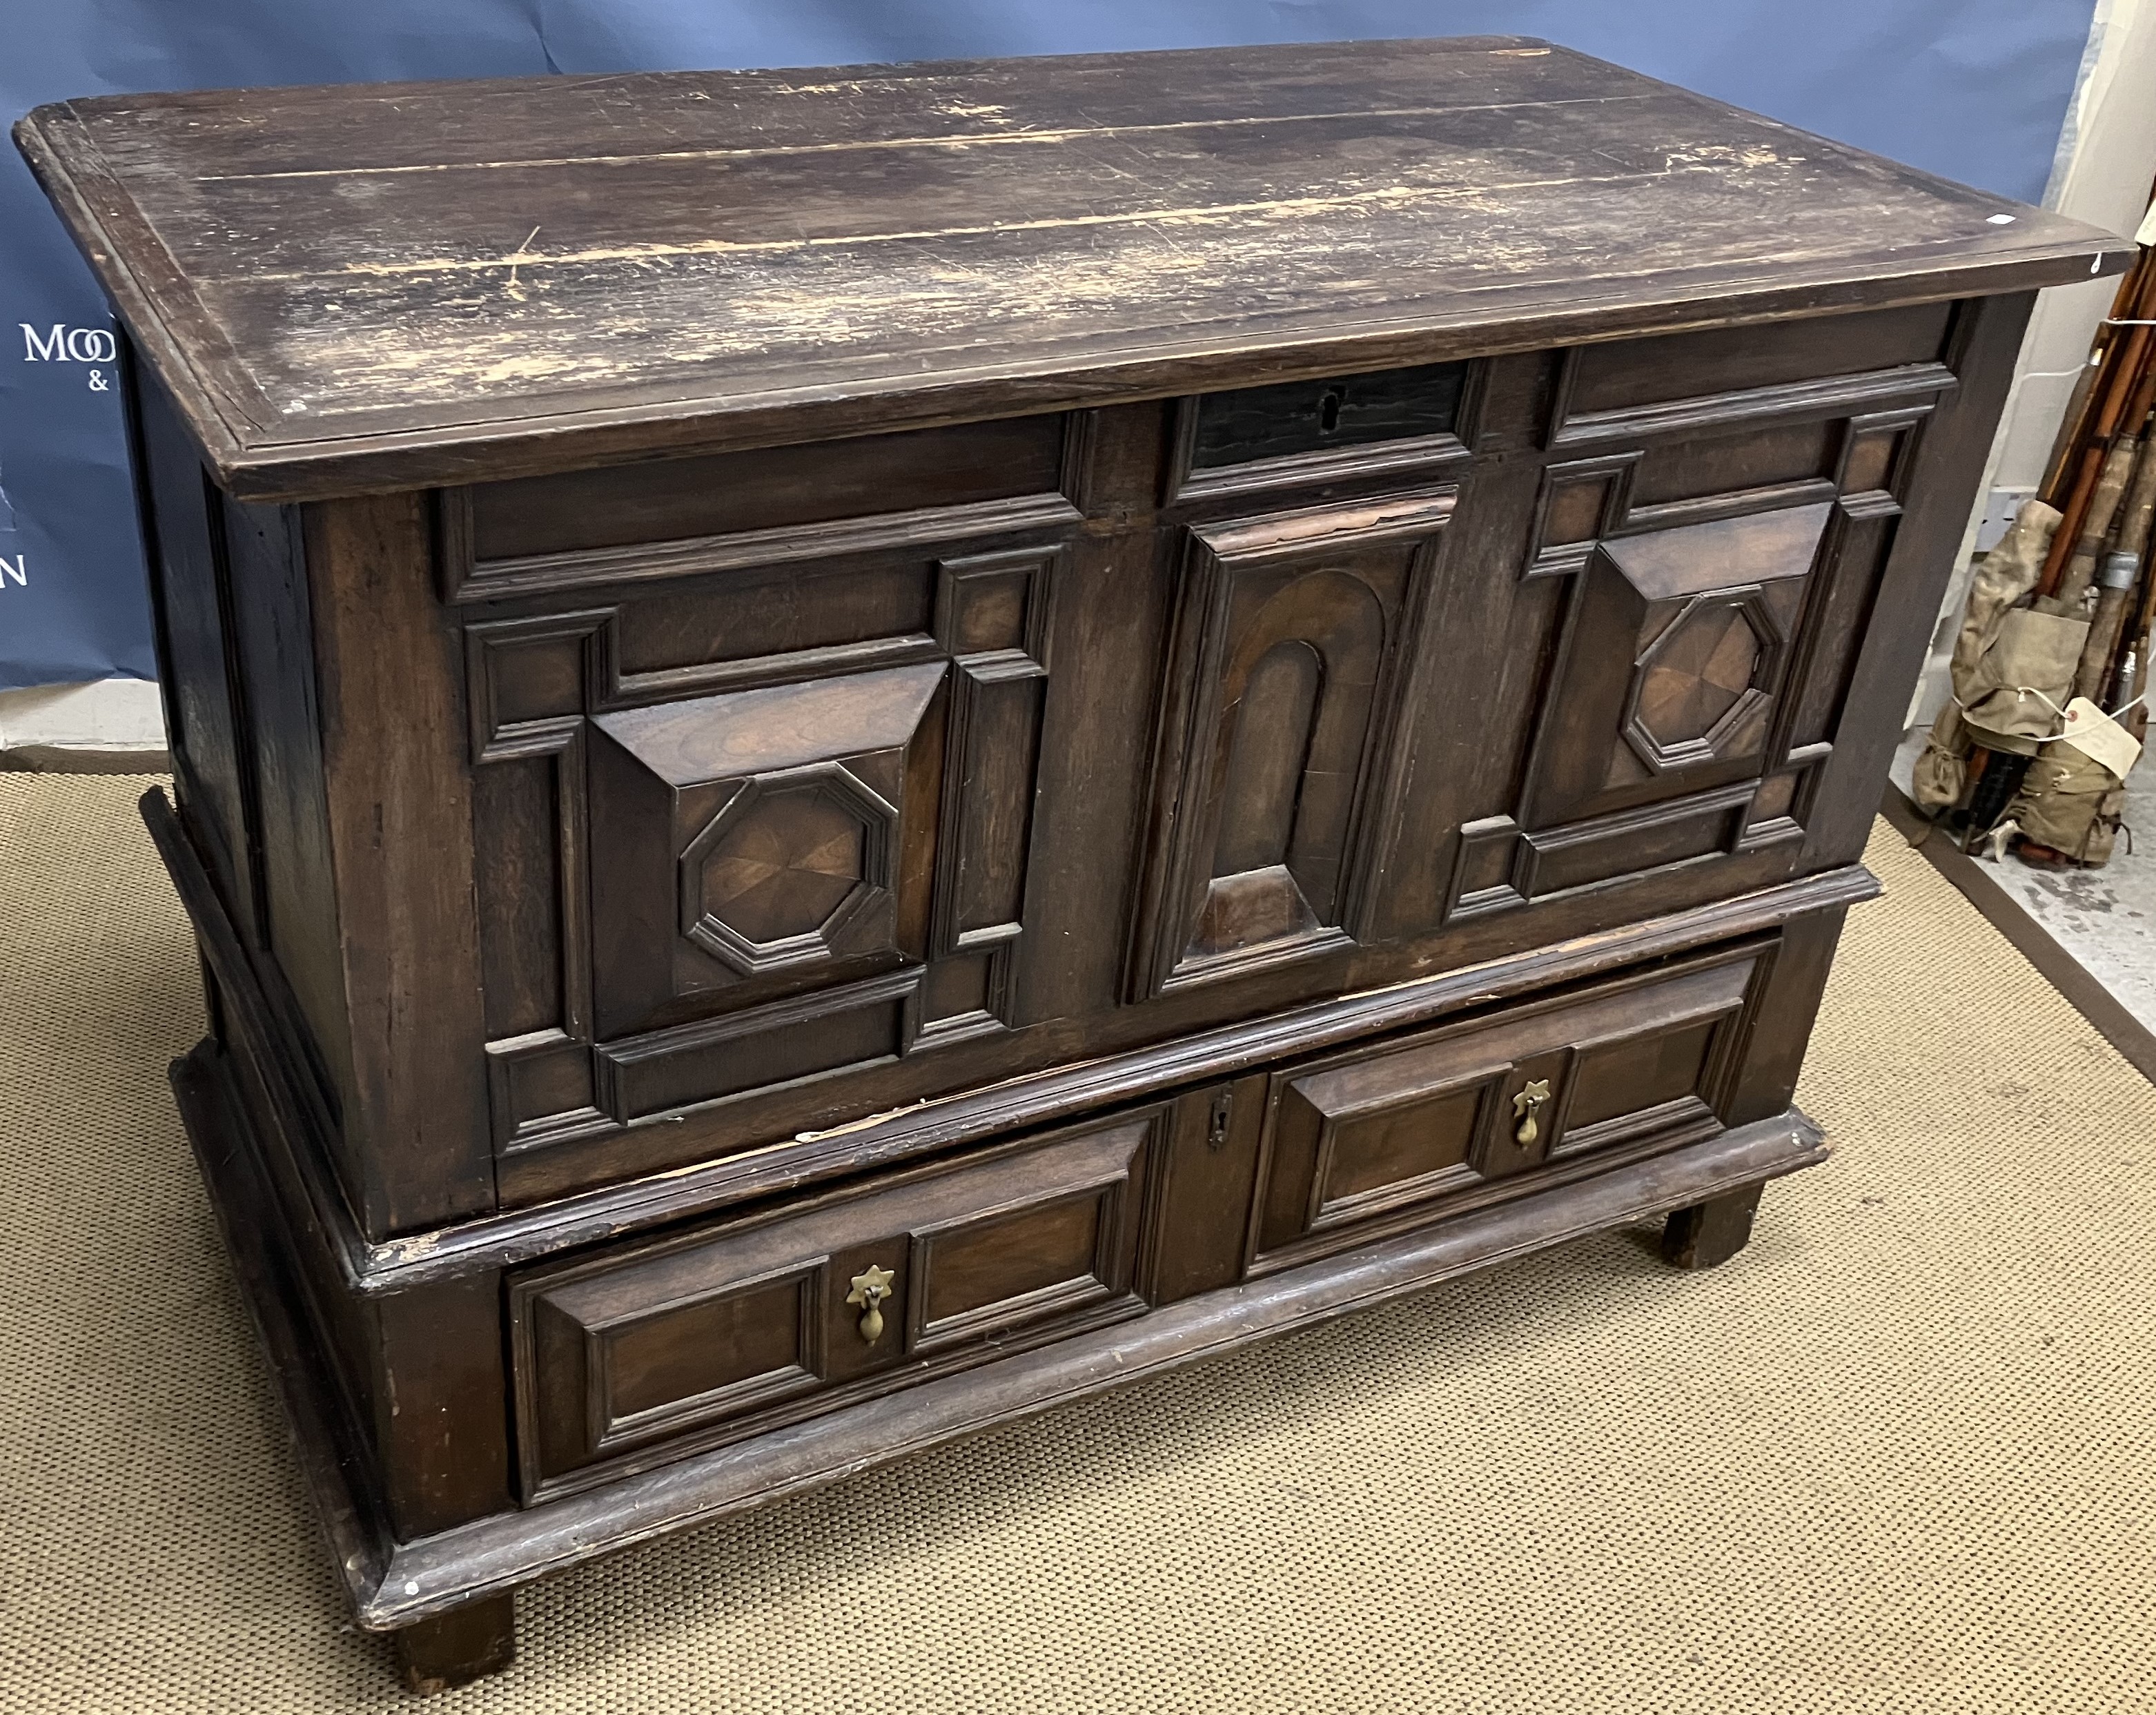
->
0, 678, 168, 768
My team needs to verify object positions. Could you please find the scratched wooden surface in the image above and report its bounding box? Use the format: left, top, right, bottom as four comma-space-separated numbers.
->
15, 37, 2128, 497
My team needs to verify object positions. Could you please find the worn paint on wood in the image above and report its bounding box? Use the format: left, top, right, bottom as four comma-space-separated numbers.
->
14, 37, 2129, 499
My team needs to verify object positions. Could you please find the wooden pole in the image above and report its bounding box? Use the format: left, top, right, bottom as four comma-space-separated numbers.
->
2098, 413, 2156, 705
2040, 255, 2147, 502
2037, 259, 2156, 598
2055, 435, 2139, 609
2039, 446, 2106, 598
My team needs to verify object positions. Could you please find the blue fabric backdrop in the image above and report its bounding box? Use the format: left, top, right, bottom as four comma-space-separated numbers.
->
0, 1, 2101, 688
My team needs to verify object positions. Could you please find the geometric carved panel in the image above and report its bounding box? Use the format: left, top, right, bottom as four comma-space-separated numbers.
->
468, 533, 1060, 1159
1440, 369, 1943, 928
1634, 604, 1758, 750
587, 663, 946, 1037
680, 765, 891, 974
1622, 594, 1777, 775
1131, 485, 1453, 998
1523, 502, 1826, 833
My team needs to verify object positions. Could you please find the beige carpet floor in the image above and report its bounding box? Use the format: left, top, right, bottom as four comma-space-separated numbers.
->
2, 774, 2153, 1713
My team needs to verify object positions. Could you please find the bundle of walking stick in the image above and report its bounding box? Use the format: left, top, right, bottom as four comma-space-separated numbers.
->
1953, 223, 2156, 863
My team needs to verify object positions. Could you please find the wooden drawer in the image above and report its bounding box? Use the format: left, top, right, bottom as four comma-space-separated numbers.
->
1168, 359, 1474, 502
1250, 943, 1767, 1269
509, 1104, 1168, 1500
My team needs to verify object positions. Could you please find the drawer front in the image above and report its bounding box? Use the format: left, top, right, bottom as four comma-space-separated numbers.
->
1250, 944, 1767, 1268
1170, 359, 1475, 502
509, 1106, 1166, 1498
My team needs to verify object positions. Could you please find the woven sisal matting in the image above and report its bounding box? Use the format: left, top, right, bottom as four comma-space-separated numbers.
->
3, 774, 2153, 1713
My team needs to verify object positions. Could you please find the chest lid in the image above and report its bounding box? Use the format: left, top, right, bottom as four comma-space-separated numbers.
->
17, 36, 2126, 501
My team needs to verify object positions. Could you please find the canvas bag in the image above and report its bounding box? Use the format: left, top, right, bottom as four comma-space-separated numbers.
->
2006, 743, 2128, 864
1911, 500, 2063, 807
1958, 607, 2093, 754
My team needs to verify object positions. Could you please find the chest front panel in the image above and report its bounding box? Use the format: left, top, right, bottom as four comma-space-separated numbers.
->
1438, 307, 1950, 923
455, 413, 1079, 1160
450, 302, 1960, 1204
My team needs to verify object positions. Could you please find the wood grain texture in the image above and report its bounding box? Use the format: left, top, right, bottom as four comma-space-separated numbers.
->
1801, 293, 2037, 865
14, 38, 2126, 499
1249, 944, 1758, 1270
509, 1107, 1161, 1501
1660, 1182, 1765, 1268
170, 1024, 1823, 1632
304, 494, 494, 1236
391, 1595, 516, 1692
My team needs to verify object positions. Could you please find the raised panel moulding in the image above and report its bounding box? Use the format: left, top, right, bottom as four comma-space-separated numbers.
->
591, 665, 947, 788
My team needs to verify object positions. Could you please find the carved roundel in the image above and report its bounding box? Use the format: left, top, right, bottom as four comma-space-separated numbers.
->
678, 764, 894, 975
1623, 593, 1781, 772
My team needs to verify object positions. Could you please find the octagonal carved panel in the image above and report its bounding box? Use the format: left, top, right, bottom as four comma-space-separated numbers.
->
587, 660, 945, 1034
1623, 593, 1783, 774
679, 765, 895, 976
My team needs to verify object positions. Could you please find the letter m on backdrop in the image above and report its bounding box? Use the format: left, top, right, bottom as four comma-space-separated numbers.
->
21, 324, 68, 361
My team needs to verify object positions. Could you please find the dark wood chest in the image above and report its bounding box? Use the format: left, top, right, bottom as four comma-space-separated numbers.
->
17, 36, 2123, 1688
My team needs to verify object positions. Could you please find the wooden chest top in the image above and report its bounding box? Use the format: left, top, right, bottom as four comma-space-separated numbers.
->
17, 36, 2126, 500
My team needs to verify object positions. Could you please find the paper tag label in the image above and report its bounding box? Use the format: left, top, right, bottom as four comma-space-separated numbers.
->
2059, 696, 2142, 777
2137, 203, 2156, 247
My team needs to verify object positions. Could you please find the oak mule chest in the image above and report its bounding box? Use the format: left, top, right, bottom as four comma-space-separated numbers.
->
19, 37, 2124, 1690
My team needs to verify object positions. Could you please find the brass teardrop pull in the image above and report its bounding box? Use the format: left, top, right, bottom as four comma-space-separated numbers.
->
846, 1265, 896, 1344
1511, 1079, 1552, 1146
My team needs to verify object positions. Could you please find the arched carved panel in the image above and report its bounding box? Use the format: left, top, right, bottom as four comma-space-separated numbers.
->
1130, 487, 1452, 998
1215, 640, 1322, 878
1203, 575, 1387, 942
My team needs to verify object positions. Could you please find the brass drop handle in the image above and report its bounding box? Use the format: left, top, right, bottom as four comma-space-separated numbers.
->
845, 1265, 896, 1344
1511, 1079, 1552, 1146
